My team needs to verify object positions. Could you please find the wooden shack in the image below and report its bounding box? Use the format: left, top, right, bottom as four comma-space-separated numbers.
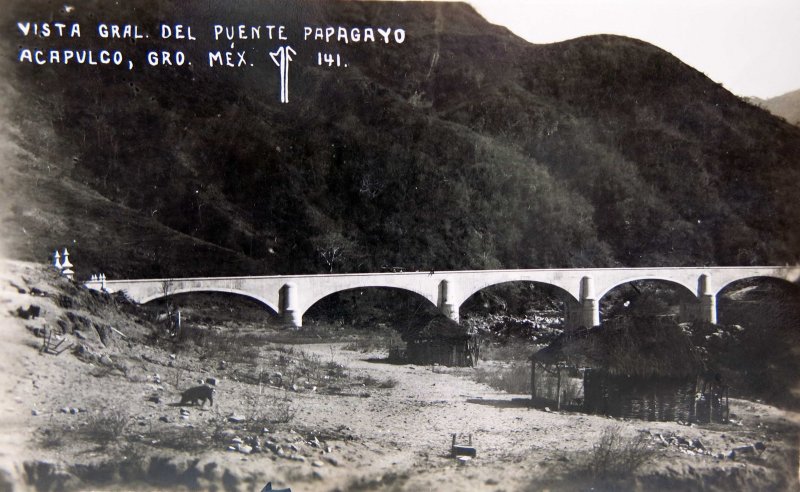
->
532, 316, 729, 422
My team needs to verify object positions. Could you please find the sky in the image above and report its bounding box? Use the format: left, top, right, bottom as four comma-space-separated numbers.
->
459, 0, 800, 99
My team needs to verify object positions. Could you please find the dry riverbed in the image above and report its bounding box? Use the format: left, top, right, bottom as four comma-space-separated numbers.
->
1, 260, 798, 491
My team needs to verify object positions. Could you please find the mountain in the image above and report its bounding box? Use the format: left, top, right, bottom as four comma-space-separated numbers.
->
2, 0, 800, 278
753, 89, 800, 127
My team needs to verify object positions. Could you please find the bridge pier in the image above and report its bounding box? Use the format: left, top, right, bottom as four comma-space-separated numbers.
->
279, 283, 302, 328
698, 274, 717, 324
438, 280, 459, 322
580, 276, 600, 328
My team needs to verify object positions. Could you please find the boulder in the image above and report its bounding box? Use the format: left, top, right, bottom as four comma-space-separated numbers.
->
17, 305, 41, 319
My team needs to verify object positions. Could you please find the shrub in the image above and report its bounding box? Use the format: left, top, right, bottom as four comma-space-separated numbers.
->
473, 362, 530, 393
81, 411, 129, 448
37, 426, 67, 449
479, 342, 535, 362
141, 425, 217, 452
581, 425, 655, 480
342, 328, 405, 354
243, 394, 295, 431
379, 377, 399, 389
361, 375, 399, 388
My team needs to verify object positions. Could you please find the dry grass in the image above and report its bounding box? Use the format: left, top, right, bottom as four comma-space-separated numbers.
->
79, 411, 130, 448
527, 425, 658, 491
473, 362, 531, 394
361, 375, 399, 389
138, 423, 223, 453
480, 343, 535, 362
580, 425, 656, 480
243, 393, 296, 431
37, 410, 131, 451
342, 328, 405, 354
37, 425, 67, 449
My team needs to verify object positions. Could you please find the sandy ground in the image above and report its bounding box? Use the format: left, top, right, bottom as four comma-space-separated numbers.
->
0, 261, 42, 486
1, 259, 799, 491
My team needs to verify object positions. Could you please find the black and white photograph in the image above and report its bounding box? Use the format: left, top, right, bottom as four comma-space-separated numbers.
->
1, 0, 799, 490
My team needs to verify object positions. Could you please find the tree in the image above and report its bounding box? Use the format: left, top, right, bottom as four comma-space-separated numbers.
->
311, 231, 355, 273
160, 279, 180, 337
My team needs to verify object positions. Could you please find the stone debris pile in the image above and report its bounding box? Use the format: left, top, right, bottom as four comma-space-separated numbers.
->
649, 431, 767, 461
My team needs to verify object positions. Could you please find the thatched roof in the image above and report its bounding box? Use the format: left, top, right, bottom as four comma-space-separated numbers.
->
399, 313, 473, 341
533, 316, 705, 378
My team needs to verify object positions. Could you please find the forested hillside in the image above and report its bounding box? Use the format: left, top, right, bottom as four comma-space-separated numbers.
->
3, 0, 800, 277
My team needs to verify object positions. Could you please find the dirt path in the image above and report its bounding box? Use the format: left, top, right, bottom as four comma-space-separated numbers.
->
289, 344, 638, 490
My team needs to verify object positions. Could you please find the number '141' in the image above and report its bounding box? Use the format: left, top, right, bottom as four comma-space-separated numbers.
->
317, 52, 344, 67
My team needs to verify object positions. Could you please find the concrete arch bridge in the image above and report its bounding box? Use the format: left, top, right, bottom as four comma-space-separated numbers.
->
84, 266, 800, 328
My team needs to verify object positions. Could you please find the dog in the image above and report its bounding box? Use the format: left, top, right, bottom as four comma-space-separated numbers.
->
178, 384, 215, 407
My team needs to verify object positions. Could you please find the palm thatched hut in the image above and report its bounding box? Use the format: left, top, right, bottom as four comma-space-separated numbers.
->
532, 316, 729, 422
401, 313, 479, 367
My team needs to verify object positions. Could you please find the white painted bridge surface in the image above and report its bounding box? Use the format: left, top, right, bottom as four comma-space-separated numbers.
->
85, 266, 800, 327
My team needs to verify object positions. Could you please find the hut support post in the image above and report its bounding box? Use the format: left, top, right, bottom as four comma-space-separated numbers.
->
724, 387, 729, 423
531, 360, 537, 400
556, 365, 562, 410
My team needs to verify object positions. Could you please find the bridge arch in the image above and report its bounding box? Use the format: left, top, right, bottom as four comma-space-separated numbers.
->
597, 276, 697, 302
458, 280, 580, 331
139, 287, 280, 315
458, 280, 578, 315
299, 286, 439, 326
598, 278, 700, 323
295, 282, 437, 320
456, 279, 579, 309
714, 275, 800, 298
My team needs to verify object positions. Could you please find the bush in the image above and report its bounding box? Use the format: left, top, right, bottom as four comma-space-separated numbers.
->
81, 411, 129, 448
342, 328, 405, 354
243, 394, 296, 431
37, 426, 67, 449
140, 424, 220, 452
479, 342, 534, 362
581, 425, 655, 481
361, 375, 399, 389
473, 362, 530, 393
379, 377, 399, 389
